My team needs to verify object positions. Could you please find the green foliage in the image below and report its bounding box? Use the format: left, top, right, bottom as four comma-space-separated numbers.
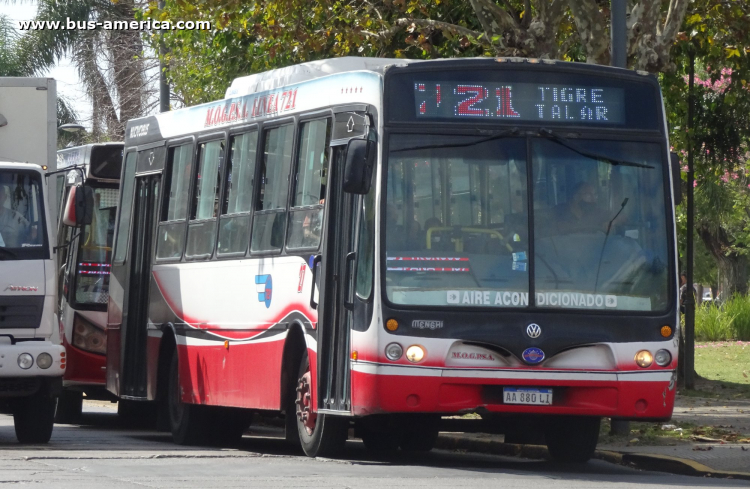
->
695, 301, 736, 341
695, 294, 750, 341
0, 15, 27, 76
723, 294, 750, 340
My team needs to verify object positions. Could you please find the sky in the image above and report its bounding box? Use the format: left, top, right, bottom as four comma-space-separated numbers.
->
6, 1, 96, 130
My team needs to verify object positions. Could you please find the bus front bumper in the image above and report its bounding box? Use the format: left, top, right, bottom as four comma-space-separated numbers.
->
350, 363, 677, 421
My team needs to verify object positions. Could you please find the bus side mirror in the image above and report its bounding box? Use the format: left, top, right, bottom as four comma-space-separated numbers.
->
669, 152, 682, 204
62, 185, 94, 227
343, 139, 376, 194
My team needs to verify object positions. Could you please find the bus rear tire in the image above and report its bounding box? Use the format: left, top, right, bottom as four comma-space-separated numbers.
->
545, 416, 601, 463
55, 390, 83, 424
168, 351, 207, 445
399, 415, 439, 452
14, 388, 56, 444
294, 351, 348, 457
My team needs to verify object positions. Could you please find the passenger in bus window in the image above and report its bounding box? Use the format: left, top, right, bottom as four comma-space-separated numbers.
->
0, 184, 30, 248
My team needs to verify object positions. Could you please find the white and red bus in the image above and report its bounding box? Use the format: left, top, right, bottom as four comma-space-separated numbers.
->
107, 57, 680, 461
55, 143, 122, 421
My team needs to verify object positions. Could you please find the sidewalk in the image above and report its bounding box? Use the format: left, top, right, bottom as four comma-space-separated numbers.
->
436, 395, 750, 480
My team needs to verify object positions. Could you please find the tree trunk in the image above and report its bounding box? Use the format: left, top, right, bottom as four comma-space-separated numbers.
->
697, 223, 748, 301
717, 254, 748, 301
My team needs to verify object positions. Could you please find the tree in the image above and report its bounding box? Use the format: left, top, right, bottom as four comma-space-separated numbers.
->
662, 1, 750, 298
8, 0, 153, 140
153, 0, 692, 106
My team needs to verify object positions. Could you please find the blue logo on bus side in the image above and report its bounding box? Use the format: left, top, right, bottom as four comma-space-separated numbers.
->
522, 347, 545, 364
255, 274, 273, 308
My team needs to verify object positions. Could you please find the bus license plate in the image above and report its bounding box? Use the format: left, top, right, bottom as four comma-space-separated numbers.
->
503, 387, 552, 405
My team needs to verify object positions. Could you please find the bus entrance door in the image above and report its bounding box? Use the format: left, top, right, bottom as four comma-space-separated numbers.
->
316, 145, 359, 414
121, 174, 160, 399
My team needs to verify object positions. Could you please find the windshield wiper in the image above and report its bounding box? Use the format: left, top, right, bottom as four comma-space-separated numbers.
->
539, 128, 654, 169
0, 247, 17, 259
391, 128, 520, 153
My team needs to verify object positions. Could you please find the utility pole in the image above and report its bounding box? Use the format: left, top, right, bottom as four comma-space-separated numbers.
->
609, 0, 630, 436
158, 0, 169, 113
611, 0, 627, 68
685, 49, 696, 389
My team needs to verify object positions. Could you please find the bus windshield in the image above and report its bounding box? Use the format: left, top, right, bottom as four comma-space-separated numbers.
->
74, 186, 118, 305
384, 134, 670, 312
0, 170, 46, 260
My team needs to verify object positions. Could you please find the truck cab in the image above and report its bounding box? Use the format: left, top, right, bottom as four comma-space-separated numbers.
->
0, 162, 65, 442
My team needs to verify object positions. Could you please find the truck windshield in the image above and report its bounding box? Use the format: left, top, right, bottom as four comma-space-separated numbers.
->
74, 186, 118, 306
384, 134, 670, 312
0, 170, 47, 260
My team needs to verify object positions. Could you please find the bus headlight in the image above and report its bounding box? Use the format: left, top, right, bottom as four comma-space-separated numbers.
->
17, 353, 34, 369
654, 349, 672, 367
405, 345, 425, 363
634, 350, 653, 368
36, 352, 53, 369
73, 313, 107, 355
385, 343, 403, 361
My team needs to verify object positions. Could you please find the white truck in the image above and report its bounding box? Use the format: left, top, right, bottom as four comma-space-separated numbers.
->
0, 77, 65, 443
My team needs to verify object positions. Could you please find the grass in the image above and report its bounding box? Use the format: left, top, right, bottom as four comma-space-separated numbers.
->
686, 341, 750, 399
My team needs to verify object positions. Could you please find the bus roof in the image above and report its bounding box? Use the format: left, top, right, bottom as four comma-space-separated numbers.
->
225, 57, 410, 98
57, 143, 124, 182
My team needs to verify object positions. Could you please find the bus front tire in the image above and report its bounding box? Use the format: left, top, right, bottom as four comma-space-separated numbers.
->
55, 390, 83, 424
168, 351, 206, 445
544, 416, 601, 463
294, 351, 348, 457
14, 388, 56, 444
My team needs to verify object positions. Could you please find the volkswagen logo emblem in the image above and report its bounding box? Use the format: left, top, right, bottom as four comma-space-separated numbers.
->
526, 323, 541, 339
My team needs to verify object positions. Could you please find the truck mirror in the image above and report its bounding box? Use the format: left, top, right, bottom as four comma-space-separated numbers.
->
62, 185, 94, 227
343, 139, 375, 194
669, 152, 682, 205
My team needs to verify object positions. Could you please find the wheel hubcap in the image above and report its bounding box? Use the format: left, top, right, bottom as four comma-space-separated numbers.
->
295, 370, 316, 435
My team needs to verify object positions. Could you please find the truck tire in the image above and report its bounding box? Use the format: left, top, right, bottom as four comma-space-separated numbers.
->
55, 390, 83, 424
14, 388, 57, 443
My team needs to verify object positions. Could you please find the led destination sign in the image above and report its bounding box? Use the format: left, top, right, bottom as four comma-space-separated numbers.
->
414, 82, 625, 124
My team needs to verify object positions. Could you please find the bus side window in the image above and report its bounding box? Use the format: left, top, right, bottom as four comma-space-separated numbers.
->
186, 139, 224, 258
218, 130, 257, 255
287, 118, 330, 250
155, 143, 192, 260
251, 124, 294, 253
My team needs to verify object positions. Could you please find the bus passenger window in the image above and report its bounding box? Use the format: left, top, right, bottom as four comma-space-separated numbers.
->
287, 118, 330, 250
156, 144, 192, 260
251, 124, 294, 253
186, 140, 224, 258
218, 130, 257, 255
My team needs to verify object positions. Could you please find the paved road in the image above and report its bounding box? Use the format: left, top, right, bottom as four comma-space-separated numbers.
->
0, 402, 744, 488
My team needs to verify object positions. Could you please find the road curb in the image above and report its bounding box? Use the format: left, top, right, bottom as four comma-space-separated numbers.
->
435, 434, 750, 481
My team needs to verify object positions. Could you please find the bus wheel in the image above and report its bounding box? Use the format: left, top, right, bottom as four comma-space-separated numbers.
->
399, 415, 439, 452
168, 351, 206, 445
55, 390, 83, 424
358, 416, 400, 451
544, 416, 601, 463
294, 351, 348, 457
14, 387, 56, 443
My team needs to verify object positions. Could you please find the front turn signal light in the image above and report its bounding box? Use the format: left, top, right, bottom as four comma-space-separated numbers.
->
386, 319, 399, 331
635, 350, 653, 368
661, 325, 672, 337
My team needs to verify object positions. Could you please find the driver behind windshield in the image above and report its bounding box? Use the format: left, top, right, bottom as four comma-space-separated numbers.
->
0, 184, 30, 248
552, 181, 609, 235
